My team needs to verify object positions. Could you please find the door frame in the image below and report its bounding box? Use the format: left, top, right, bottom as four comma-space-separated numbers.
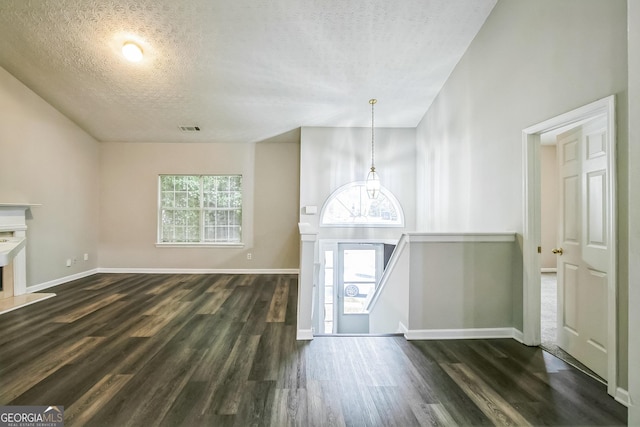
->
522, 95, 617, 396
316, 238, 396, 335
336, 242, 383, 334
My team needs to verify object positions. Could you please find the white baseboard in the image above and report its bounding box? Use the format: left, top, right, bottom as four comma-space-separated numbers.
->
26, 268, 298, 292
614, 387, 630, 407
97, 268, 299, 275
296, 329, 314, 340
541, 267, 557, 273
405, 327, 523, 341
397, 321, 408, 335
27, 268, 99, 293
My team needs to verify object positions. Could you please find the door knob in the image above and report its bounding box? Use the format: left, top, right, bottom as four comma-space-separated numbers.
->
552, 248, 564, 255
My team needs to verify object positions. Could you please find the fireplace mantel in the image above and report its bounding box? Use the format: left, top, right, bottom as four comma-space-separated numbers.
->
0, 203, 40, 230
0, 236, 25, 266
0, 203, 53, 315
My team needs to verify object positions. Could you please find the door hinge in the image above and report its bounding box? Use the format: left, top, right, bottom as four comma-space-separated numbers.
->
538, 246, 542, 254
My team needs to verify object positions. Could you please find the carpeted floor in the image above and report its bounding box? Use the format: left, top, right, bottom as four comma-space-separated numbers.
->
539, 272, 605, 383
540, 272, 557, 346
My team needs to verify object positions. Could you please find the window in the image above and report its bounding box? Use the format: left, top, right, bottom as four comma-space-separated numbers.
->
158, 175, 242, 244
320, 181, 404, 227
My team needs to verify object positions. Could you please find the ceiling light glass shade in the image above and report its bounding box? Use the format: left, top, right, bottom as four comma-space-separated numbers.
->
122, 42, 143, 62
366, 167, 380, 199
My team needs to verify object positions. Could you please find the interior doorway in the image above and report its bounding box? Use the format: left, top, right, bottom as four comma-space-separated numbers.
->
523, 95, 617, 396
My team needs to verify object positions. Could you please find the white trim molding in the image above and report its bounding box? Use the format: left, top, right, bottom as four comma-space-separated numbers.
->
614, 387, 630, 407
397, 322, 409, 335
407, 232, 516, 243
97, 268, 299, 275
296, 329, 314, 340
28, 268, 298, 292
27, 268, 99, 292
404, 327, 523, 341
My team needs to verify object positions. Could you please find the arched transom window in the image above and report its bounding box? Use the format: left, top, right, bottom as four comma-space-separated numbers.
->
320, 181, 404, 227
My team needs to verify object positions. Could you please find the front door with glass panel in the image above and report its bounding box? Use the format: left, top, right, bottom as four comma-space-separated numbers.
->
336, 243, 382, 334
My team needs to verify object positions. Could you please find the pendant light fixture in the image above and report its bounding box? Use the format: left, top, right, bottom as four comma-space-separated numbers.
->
366, 98, 381, 199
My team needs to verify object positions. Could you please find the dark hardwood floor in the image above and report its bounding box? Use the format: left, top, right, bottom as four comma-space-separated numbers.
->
0, 274, 627, 426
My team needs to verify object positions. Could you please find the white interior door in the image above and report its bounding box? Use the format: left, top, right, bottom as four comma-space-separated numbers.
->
556, 117, 609, 380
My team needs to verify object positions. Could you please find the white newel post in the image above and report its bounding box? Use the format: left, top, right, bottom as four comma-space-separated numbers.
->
297, 223, 317, 340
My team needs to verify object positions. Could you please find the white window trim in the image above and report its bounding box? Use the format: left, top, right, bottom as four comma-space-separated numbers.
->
157, 174, 243, 245
155, 242, 245, 249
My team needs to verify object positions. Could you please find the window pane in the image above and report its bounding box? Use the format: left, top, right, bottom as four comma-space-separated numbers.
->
217, 193, 229, 208
321, 181, 404, 227
159, 175, 242, 243
161, 191, 174, 208
187, 226, 199, 242
215, 227, 228, 240
230, 176, 242, 191
228, 226, 241, 242
230, 210, 241, 225
175, 192, 188, 208
162, 209, 174, 225
160, 176, 174, 191
217, 177, 229, 191
203, 192, 215, 208
231, 193, 242, 208
216, 210, 228, 223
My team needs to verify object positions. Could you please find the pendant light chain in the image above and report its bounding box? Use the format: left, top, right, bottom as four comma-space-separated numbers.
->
365, 98, 380, 199
370, 98, 376, 171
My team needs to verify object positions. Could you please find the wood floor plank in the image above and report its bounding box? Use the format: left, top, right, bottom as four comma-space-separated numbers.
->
230, 380, 277, 427
143, 288, 192, 315
270, 388, 309, 426
128, 304, 190, 337
196, 288, 233, 315
266, 276, 289, 322
440, 362, 532, 426
200, 333, 262, 415
205, 274, 234, 292
407, 401, 457, 427
0, 336, 105, 403
306, 380, 347, 427
0, 273, 626, 426
64, 374, 133, 427
367, 385, 421, 427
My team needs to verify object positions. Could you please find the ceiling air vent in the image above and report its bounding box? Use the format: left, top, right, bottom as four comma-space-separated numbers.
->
178, 125, 201, 132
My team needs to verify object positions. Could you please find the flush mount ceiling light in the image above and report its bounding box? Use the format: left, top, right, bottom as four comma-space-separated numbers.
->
365, 98, 381, 199
122, 41, 143, 62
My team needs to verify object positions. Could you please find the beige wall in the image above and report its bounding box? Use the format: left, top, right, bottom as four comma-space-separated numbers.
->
409, 240, 521, 331
540, 145, 558, 270
99, 137, 299, 270
416, 0, 628, 387
0, 66, 100, 286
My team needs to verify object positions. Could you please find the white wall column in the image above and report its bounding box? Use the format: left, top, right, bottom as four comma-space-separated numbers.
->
297, 223, 317, 340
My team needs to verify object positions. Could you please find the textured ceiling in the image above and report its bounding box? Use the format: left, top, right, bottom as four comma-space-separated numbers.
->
0, 0, 496, 143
